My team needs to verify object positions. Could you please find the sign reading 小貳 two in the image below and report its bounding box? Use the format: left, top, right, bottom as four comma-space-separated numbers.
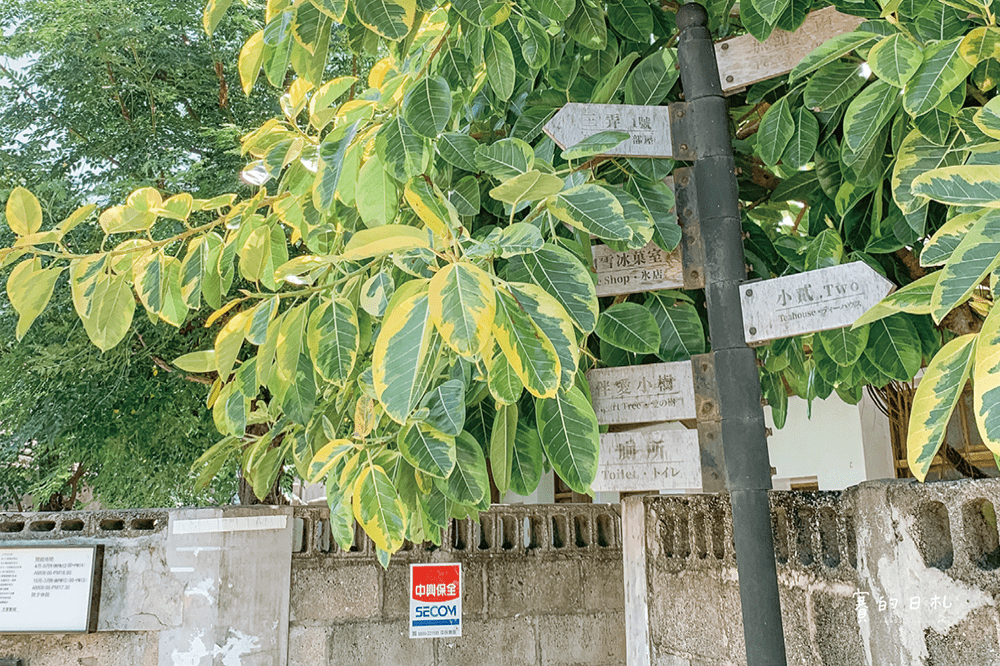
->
0, 545, 103, 633
409, 563, 461, 639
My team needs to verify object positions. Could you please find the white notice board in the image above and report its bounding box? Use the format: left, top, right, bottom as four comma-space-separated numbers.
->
0, 545, 102, 633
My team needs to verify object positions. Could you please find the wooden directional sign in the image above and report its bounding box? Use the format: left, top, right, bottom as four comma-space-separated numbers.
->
740, 261, 895, 345
593, 241, 684, 297
593, 428, 701, 493
586, 362, 696, 425
715, 7, 865, 94
543, 103, 675, 158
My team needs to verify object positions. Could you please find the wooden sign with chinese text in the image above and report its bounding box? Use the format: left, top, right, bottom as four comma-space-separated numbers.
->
593, 241, 684, 297
740, 262, 895, 345
586, 362, 696, 426
715, 7, 865, 93
593, 428, 701, 492
543, 104, 675, 158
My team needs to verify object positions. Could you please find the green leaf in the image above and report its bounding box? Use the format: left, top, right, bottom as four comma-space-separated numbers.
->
974, 305, 1000, 458
591, 53, 640, 104
438, 132, 480, 172
625, 49, 678, 106
560, 130, 630, 160
817, 325, 870, 366
476, 138, 535, 179
373, 291, 442, 423
493, 288, 560, 398
565, 0, 606, 50
537, 385, 599, 494
892, 127, 965, 214
484, 32, 516, 100
789, 31, 878, 83
495, 223, 544, 257
596, 302, 660, 354
281, 352, 318, 426
356, 154, 400, 226
511, 282, 580, 389
404, 177, 460, 238
489, 170, 565, 205
353, 464, 407, 552
903, 37, 974, 117
315, 126, 359, 212
526, 0, 575, 21
436, 431, 489, 505
489, 351, 524, 404
361, 272, 395, 317
647, 293, 705, 362
915, 108, 952, 146
931, 209, 1000, 322
804, 228, 844, 271
203, 0, 235, 35
974, 96, 1000, 139
354, 0, 415, 40
517, 16, 551, 70
843, 80, 903, 152
342, 224, 431, 260
402, 76, 452, 138
490, 403, 517, 496
907, 334, 976, 481
921, 210, 984, 266
429, 261, 496, 358
879, 272, 937, 315
753, 0, 790, 25
375, 117, 430, 183
549, 184, 630, 242
510, 411, 544, 495
863, 315, 922, 381
420, 379, 467, 436
398, 422, 456, 478
913, 165, 1000, 208
783, 107, 819, 169
5, 187, 42, 236
868, 35, 922, 90
507, 243, 598, 333
608, 0, 651, 42
803, 61, 869, 112
450, 175, 481, 215
173, 350, 217, 374
308, 296, 359, 383
757, 96, 795, 167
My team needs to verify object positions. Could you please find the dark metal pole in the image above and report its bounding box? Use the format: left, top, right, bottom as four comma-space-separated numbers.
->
675, 4, 788, 665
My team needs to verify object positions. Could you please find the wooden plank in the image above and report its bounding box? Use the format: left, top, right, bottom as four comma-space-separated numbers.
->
740, 261, 895, 345
543, 103, 675, 158
593, 241, 684, 297
587, 362, 696, 425
622, 496, 651, 666
715, 7, 865, 94
593, 428, 701, 493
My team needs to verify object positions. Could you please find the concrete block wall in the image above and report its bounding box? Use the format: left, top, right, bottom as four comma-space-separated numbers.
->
630, 478, 1000, 666
287, 504, 626, 666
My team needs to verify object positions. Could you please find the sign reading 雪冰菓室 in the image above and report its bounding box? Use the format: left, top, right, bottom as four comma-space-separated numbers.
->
0, 545, 102, 633
409, 563, 461, 639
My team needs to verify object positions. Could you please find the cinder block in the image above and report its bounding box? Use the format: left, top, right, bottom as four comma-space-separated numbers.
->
648, 568, 728, 661
438, 616, 537, 666
288, 625, 330, 666
0, 631, 157, 666
776, 586, 813, 666
290, 561, 380, 622
581, 558, 624, 612
538, 612, 625, 666
925, 606, 1000, 666
487, 559, 582, 617
327, 620, 435, 666
813, 590, 863, 666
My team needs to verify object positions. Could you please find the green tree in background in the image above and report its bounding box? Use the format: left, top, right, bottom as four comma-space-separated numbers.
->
3, 0, 1000, 554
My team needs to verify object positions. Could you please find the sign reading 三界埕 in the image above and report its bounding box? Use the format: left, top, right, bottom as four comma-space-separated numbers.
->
543, 104, 675, 159
0, 545, 102, 633
409, 563, 461, 639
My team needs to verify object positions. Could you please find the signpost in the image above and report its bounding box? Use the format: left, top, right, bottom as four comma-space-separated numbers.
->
543, 103, 676, 158
0, 545, 103, 633
740, 262, 895, 345
586, 362, 696, 425
409, 563, 462, 639
593, 242, 684, 297
592, 428, 701, 493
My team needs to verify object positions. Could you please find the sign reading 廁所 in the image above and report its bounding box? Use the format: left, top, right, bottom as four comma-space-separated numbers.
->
593, 242, 684, 297
0, 545, 102, 633
409, 563, 461, 639
593, 429, 701, 493
740, 262, 895, 345
543, 103, 675, 158
586, 362, 696, 426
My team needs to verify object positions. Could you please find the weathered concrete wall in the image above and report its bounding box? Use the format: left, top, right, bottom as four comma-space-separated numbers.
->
629, 478, 1000, 666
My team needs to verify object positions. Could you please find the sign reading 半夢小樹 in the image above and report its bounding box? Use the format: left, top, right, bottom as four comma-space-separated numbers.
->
0, 545, 102, 633
586, 362, 696, 426
543, 104, 675, 159
409, 563, 461, 639
740, 262, 895, 345
593, 429, 701, 493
